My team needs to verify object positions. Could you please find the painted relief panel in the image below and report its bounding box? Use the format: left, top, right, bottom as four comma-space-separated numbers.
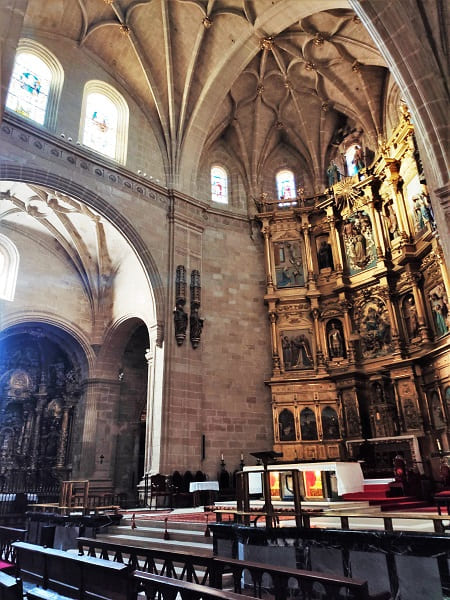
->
342, 211, 377, 275
273, 240, 305, 288
278, 408, 296, 441
281, 329, 314, 370
357, 299, 393, 358
300, 407, 318, 440
429, 283, 449, 337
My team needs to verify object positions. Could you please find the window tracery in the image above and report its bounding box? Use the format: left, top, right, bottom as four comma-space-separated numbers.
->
276, 170, 296, 201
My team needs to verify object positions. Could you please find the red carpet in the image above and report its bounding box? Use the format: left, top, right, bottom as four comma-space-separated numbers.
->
123, 511, 228, 523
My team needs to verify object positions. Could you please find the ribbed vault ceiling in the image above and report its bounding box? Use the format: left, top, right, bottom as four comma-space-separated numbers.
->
23, 0, 390, 193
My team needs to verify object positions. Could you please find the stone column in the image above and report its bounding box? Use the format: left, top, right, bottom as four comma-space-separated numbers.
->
143, 345, 155, 476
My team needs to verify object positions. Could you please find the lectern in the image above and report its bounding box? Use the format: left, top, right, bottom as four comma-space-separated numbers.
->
250, 451, 283, 528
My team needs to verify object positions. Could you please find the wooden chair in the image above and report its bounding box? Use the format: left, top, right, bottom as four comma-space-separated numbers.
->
149, 474, 173, 509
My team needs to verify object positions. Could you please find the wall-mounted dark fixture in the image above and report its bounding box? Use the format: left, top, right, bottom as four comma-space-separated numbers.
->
190, 269, 203, 349
174, 265, 188, 346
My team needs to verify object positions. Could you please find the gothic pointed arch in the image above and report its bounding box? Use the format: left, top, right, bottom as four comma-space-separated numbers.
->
0, 233, 19, 301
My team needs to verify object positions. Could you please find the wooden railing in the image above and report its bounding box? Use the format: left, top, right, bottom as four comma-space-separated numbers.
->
134, 572, 247, 600
0, 526, 27, 569
214, 507, 450, 533
77, 537, 371, 600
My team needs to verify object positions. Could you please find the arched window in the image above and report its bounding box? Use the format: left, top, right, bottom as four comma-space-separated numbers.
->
211, 166, 228, 204
80, 82, 129, 163
6, 40, 63, 129
276, 170, 296, 200
0, 234, 20, 301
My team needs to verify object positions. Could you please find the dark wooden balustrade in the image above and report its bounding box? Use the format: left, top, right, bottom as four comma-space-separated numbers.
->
0, 527, 27, 574
77, 537, 370, 600
134, 572, 250, 600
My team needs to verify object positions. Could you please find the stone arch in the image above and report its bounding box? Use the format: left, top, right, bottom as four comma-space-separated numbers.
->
0, 164, 166, 340
0, 232, 19, 301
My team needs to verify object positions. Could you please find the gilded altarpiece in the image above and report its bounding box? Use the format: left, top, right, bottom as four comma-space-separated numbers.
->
256, 111, 450, 478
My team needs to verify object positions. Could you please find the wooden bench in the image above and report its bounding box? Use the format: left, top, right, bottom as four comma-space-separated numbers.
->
0, 571, 22, 600
13, 541, 132, 600
0, 526, 26, 575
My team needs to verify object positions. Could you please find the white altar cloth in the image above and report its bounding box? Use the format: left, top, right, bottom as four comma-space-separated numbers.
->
245, 462, 364, 496
189, 481, 219, 493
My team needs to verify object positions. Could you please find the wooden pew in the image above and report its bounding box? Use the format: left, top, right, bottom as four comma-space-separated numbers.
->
13, 541, 132, 600
0, 572, 22, 600
0, 527, 26, 574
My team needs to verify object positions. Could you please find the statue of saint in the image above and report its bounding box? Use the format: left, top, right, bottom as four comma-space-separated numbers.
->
326, 161, 341, 187
317, 240, 334, 270
328, 322, 344, 358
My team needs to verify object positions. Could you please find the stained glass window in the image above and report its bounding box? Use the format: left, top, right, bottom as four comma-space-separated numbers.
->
6, 53, 51, 125
82, 92, 118, 158
276, 170, 296, 200
211, 166, 228, 204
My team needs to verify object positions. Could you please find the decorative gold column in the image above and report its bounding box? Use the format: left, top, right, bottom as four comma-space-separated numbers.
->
405, 271, 431, 342
364, 189, 384, 260
311, 307, 325, 371
326, 211, 344, 275
379, 284, 401, 353
268, 307, 281, 374
384, 159, 412, 242
261, 218, 274, 293
56, 397, 72, 468
300, 216, 316, 290
339, 299, 354, 362
31, 394, 47, 471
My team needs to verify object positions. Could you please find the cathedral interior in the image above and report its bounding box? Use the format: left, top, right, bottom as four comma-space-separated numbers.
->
0, 0, 448, 502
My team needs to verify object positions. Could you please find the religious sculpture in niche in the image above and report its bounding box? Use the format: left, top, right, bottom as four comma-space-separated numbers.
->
342, 392, 360, 437
405, 175, 435, 233
326, 160, 341, 187
430, 391, 445, 430
429, 283, 449, 337
357, 298, 393, 358
341, 210, 377, 275
321, 406, 340, 439
397, 380, 421, 429
300, 407, 318, 440
278, 408, 296, 441
273, 239, 305, 287
326, 319, 345, 359
370, 382, 397, 437
316, 236, 334, 271
174, 265, 188, 346
402, 294, 420, 341
384, 202, 399, 240
281, 329, 314, 370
